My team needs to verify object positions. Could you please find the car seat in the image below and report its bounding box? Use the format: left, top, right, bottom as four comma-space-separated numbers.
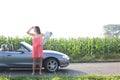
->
9, 44, 14, 51
1, 44, 9, 51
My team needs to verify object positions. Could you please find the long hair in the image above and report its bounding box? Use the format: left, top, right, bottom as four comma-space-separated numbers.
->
35, 26, 41, 34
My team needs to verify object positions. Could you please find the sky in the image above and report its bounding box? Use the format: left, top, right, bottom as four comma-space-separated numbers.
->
0, 0, 120, 38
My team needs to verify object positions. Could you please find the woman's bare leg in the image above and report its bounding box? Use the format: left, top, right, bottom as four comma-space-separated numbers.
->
39, 57, 42, 75
32, 58, 36, 75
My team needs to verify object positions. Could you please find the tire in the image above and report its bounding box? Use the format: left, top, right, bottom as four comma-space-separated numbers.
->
44, 58, 59, 72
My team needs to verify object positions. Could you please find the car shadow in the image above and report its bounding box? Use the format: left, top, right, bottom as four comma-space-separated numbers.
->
43, 68, 87, 76
0, 68, 87, 76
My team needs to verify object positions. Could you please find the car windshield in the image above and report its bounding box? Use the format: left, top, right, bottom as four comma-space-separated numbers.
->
21, 42, 32, 51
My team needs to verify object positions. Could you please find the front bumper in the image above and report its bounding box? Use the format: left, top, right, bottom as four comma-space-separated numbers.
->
59, 59, 70, 67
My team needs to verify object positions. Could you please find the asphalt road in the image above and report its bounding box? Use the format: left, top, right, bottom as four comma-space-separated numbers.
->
0, 62, 120, 76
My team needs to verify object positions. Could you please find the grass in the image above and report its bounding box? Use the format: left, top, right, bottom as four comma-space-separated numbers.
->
71, 53, 120, 63
0, 74, 120, 80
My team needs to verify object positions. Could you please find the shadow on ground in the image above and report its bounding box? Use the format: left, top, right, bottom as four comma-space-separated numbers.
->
0, 68, 86, 76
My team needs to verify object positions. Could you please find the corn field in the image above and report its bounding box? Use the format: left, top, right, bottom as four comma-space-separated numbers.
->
0, 36, 120, 62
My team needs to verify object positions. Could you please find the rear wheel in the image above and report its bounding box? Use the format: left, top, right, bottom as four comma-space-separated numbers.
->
44, 58, 59, 72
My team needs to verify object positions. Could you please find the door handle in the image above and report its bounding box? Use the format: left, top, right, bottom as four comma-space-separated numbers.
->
7, 55, 11, 56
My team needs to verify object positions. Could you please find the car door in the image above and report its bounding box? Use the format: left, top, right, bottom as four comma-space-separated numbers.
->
3, 47, 33, 67
0, 51, 5, 66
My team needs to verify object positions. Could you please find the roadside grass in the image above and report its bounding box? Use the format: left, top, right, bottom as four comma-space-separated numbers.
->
71, 53, 120, 63
0, 74, 120, 80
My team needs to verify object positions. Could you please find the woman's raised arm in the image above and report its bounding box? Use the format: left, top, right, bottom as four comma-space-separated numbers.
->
27, 27, 35, 36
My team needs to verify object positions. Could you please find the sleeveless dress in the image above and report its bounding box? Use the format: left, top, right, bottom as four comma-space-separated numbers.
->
32, 35, 43, 58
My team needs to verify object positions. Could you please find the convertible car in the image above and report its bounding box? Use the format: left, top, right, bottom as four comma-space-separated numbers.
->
0, 42, 70, 72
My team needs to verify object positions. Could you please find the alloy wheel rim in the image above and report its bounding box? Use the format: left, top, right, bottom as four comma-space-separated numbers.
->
47, 60, 58, 72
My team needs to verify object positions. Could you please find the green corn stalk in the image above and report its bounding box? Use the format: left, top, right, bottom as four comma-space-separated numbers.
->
0, 36, 120, 62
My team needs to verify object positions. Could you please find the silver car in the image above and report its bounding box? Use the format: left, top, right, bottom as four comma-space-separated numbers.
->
0, 42, 70, 72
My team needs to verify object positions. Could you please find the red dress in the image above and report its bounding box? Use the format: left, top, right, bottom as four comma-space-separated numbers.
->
32, 35, 43, 58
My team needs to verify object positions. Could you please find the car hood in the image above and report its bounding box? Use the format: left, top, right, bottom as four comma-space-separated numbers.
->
43, 50, 66, 56
43, 50, 69, 59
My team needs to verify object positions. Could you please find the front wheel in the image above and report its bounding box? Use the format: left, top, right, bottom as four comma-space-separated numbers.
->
44, 58, 59, 72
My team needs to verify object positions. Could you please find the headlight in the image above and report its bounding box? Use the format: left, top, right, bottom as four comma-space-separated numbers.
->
62, 55, 69, 59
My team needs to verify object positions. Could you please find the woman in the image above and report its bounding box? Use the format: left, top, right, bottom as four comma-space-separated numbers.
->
27, 26, 44, 75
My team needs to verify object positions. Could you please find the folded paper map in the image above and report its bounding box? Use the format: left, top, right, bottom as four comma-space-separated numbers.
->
41, 32, 52, 45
